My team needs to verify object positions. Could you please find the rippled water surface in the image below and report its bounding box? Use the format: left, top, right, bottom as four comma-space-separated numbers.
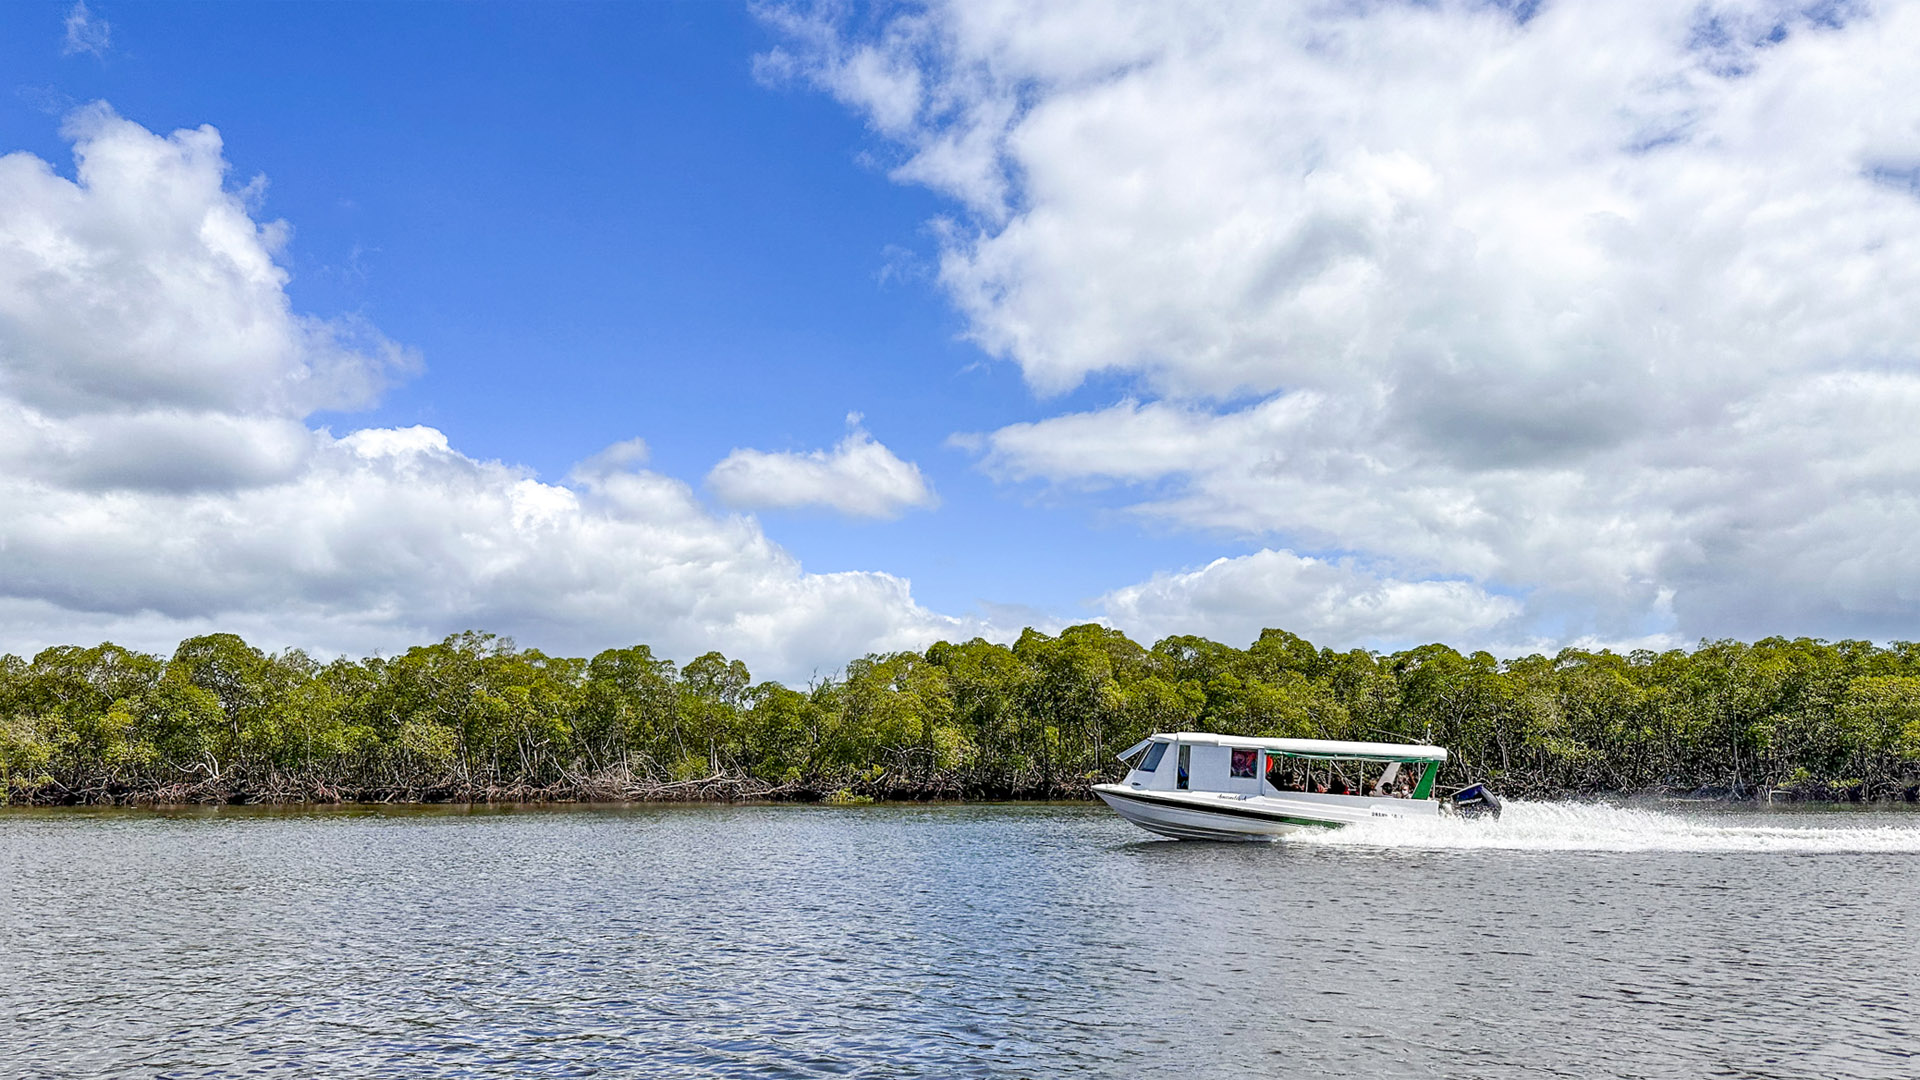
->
3, 801, 1918, 1078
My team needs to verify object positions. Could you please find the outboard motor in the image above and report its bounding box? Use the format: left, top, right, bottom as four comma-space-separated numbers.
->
1449, 782, 1503, 819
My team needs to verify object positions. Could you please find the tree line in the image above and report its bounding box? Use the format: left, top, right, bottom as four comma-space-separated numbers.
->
2, 626, 1918, 805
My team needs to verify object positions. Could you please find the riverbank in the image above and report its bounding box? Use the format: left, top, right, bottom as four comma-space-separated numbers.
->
10, 630, 1920, 820
8, 772, 1917, 808
0, 770, 1107, 807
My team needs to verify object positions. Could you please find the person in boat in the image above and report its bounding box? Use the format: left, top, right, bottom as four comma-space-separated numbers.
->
1266, 757, 1295, 791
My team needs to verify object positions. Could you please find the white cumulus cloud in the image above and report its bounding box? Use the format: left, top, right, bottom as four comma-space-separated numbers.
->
0, 107, 982, 681
1101, 550, 1523, 652
768, 0, 1920, 651
707, 417, 938, 519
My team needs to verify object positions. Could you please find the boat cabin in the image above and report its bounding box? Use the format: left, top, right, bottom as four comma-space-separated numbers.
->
1116, 732, 1445, 801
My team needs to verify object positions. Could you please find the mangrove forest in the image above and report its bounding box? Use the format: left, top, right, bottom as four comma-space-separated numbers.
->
3, 626, 1919, 805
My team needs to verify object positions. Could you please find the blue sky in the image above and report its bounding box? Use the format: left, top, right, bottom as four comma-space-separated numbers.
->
4, 1, 1920, 679
0, 1, 1226, 628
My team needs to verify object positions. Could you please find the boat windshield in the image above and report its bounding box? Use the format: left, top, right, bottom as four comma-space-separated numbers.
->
1136, 741, 1167, 774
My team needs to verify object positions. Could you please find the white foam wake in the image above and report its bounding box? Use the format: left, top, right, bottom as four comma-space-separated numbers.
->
1292, 800, 1920, 853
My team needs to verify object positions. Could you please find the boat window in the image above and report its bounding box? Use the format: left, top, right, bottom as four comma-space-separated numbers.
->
1137, 741, 1167, 774
1263, 753, 1437, 796
1327, 763, 1352, 795
1176, 744, 1191, 790
1229, 748, 1257, 779
1266, 754, 1295, 791
1369, 761, 1415, 797
1270, 755, 1317, 792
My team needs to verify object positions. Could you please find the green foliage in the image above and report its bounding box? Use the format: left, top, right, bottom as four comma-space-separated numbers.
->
3, 627, 1919, 803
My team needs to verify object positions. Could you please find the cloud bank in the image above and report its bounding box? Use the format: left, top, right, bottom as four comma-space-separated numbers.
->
767, 0, 1920, 651
0, 107, 977, 680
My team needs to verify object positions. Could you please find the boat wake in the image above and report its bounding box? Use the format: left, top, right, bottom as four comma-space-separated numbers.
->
1292, 800, 1920, 853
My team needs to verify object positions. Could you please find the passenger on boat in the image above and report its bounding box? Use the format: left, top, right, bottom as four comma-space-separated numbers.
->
1266, 760, 1292, 791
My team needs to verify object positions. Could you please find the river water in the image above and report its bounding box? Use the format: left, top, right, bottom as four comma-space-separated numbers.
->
2, 801, 1917, 1078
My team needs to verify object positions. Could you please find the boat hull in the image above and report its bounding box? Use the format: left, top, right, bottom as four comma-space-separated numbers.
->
1093, 785, 1343, 841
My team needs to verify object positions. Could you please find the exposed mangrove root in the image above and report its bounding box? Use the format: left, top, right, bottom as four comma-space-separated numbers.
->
0, 767, 1112, 807
11, 767, 1913, 808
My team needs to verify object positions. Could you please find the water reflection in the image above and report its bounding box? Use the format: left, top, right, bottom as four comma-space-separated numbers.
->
2, 803, 1916, 1078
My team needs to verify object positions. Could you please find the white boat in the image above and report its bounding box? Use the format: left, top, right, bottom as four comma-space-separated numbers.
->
1093, 731, 1495, 841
